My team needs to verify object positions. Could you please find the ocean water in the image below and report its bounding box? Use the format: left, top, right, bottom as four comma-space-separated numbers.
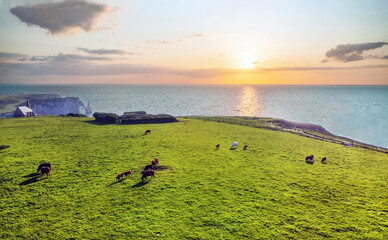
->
1, 84, 387, 148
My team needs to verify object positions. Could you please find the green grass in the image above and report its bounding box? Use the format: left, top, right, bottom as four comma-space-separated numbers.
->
0, 117, 387, 239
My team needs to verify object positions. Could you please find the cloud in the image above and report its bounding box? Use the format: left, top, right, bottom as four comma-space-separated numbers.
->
2, 59, 388, 80
24, 53, 110, 63
10, 0, 115, 35
0, 62, 167, 77
0, 52, 27, 58
383, 55, 388, 59
323, 42, 388, 62
260, 65, 388, 71
184, 34, 204, 38
77, 47, 133, 55
146, 40, 170, 44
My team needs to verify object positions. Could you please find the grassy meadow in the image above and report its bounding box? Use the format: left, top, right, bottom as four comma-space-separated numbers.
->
0, 116, 387, 239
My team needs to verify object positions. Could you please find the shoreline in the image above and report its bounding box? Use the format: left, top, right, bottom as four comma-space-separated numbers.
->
185, 116, 388, 153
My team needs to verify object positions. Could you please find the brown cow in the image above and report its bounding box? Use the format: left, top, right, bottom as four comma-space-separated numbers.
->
144, 164, 155, 172
41, 167, 51, 177
123, 170, 132, 177
215, 144, 220, 150
37, 163, 52, 172
145, 129, 151, 135
243, 145, 248, 150
152, 158, 159, 166
321, 157, 327, 164
305, 155, 314, 164
116, 173, 124, 181
141, 170, 154, 182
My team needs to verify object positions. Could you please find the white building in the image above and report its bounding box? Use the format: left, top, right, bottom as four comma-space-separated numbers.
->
14, 106, 35, 117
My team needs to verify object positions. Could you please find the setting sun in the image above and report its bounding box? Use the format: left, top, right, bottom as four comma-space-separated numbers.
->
241, 53, 264, 69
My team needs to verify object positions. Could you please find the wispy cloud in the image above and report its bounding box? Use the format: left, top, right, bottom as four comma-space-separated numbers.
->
322, 42, 388, 62
145, 34, 204, 46
2, 60, 388, 79
145, 40, 170, 44
20, 53, 110, 63
10, 0, 116, 35
260, 65, 388, 71
184, 34, 204, 38
77, 47, 134, 55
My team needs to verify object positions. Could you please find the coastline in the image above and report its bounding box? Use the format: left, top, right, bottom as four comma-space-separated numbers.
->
186, 116, 388, 153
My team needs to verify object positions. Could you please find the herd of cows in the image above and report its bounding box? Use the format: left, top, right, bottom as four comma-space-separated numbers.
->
305, 155, 327, 164
35, 129, 354, 181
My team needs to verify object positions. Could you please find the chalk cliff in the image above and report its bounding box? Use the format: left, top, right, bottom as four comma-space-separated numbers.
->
28, 97, 92, 116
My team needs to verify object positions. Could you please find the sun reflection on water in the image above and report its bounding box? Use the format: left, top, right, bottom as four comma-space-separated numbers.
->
237, 86, 260, 116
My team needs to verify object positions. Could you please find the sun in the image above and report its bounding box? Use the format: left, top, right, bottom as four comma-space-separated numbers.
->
241, 54, 264, 69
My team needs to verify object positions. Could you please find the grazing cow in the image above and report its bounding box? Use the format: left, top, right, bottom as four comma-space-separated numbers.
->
342, 142, 351, 147
152, 158, 159, 166
305, 155, 314, 164
144, 164, 155, 172
321, 157, 327, 164
37, 163, 52, 173
231, 142, 238, 149
145, 129, 151, 135
123, 170, 132, 177
141, 170, 155, 182
215, 144, 220, 150
116, 173, 124, 181
243, 145, 248, 150
40, 167, 51, 177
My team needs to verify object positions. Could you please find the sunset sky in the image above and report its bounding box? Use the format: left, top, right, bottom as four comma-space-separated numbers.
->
0, 0, 387, 84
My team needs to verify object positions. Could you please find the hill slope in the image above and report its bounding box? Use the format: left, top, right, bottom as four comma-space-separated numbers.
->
0, 117, 387, 239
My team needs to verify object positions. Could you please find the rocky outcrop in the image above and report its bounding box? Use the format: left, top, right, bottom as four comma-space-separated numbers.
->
272, 119, 332, 135
93, 111, 178, 125
93, 112, 119, 124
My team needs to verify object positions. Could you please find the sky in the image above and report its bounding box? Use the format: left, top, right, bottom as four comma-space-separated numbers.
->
0, 0, 387, 85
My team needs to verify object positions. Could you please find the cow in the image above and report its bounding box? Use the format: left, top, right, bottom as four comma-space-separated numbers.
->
144, 164, 155, 172
145, 129, 151, 135
305, 155, 314, 164
215, 144, 220, 150
152, 158, 159, 166
40, 167, 51, 177
141, 170, 154, 182
243, 145, 248, 150
321, 157, 327, 164
116, 173, 124, 181
123, 170, 132, 177
37, 163, 52, 173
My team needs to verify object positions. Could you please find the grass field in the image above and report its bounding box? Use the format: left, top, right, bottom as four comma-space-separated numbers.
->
0, 117, 387, 239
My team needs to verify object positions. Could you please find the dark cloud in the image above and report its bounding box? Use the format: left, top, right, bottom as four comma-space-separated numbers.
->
383, 55, 388, 59
323, 42, 388, 62
24, 53, 110, 63
10, 0, 114, 35
0, 52, 27, 58
77, 47, 133, 55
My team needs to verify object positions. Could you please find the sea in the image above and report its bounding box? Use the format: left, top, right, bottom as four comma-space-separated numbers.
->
1, 84, 387, 148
